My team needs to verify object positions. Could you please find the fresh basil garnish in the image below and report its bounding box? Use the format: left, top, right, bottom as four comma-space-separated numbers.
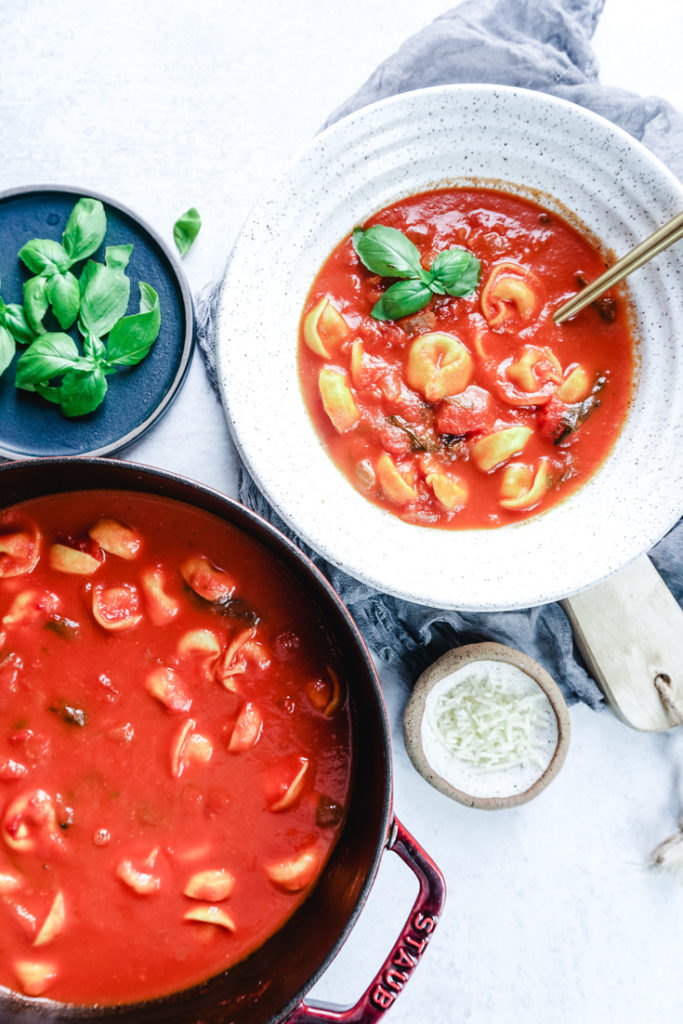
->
79, 259, 131, 338
106, 283, 160, 366
46, 271, 80, 330
105, 244, 133, 270
15, 333, 83, 390
353, 225, 481, 321
18, 238, 70, 276
173, 207, 201, 257
429, 248, 481, 297
372, 279, 434, 320
2, 302, 35, 345
62, 198, 107, 263
58, 365, 108, 418
0, 324, 15, 377
83, 333, 106, 361
4, 196, 162, 415
353, 225, 426, 280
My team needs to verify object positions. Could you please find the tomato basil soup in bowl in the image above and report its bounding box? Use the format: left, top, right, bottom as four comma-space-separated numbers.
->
0, 458, 444, 1024
216, 84, 683, 611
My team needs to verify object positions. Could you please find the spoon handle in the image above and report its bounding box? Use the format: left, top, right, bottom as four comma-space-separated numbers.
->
553, 210, 683, 324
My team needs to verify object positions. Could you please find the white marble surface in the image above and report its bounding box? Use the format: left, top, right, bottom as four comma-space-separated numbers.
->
2, 1, 683, 1021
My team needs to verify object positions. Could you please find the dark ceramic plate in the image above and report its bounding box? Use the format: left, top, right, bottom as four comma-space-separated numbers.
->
0, 185, 194, 459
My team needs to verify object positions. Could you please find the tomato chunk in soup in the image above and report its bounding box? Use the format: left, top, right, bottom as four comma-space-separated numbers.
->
298, 188, 634, 528
0, 491, 352, 1004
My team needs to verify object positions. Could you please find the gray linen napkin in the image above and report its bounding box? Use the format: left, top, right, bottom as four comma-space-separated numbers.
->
197, 0, 683, 708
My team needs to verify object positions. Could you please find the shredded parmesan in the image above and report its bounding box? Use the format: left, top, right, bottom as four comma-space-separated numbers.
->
421, 660, 558, 799
430, 672, 551, 771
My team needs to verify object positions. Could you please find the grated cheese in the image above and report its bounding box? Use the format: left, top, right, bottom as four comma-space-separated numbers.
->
421, 660, 558, 799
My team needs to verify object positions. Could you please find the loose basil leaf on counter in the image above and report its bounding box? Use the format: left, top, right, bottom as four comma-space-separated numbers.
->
18, 238, 70, 276
429, 248, 482, 297
105, 244, 133, 270
2, 303, 35, 344
79, 259, 131, 338
173, 207, 201, 257
47, 271, 80, 330
371, 278, 434, 320
353, 225, 427, 281
23, 275, 49, 332
62, 198, 107, 263
59, 365, 108, 417
15, 333, 82, 390
106, 282, 160, 366
0, 324, 15, 377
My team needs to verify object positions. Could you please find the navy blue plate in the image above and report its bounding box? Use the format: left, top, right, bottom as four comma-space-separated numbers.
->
0, 185, 194, 459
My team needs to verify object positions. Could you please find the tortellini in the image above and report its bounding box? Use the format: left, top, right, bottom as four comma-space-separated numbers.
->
375, 453, 417, 505
499, 459, 551, 511
88, 518, 142, 560
426, 471, 468, 511
318, 367, 361, 434
265, 847, 321, 893
481, 261, 542, 329
557, 364, 591, 403
303, 296, 351, 358
405, 331, 473, 402
471, 426, 533, 473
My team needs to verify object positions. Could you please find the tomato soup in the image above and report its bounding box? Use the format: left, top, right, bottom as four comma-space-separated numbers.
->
0, 492, 352, 1004
298, 188, 635, 528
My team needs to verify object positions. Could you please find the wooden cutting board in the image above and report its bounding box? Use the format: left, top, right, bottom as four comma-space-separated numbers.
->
562, 554, 683, 731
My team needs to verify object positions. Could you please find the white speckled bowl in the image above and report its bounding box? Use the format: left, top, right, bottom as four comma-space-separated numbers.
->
216, 84, 683, 611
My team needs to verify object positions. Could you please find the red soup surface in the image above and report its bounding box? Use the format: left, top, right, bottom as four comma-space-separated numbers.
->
0, 491, 352, 1005
298, 188, 635, 528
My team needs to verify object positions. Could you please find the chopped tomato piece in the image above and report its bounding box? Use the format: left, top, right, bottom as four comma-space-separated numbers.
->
435, 385, 493, 436
537, 395, 570, 443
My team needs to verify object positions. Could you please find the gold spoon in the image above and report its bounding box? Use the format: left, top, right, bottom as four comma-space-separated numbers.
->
553, 210, 683, 324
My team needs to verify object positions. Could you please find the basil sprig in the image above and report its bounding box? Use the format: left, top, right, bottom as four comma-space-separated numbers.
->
173, 207, 201, 257
16, 283, 161, 417
0, 196, 163, 418
353, 224, 481, 320
19, 198, 108, 331
0, 293, 36, 377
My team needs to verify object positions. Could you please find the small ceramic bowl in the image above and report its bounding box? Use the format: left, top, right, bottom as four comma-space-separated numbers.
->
403, 642, 571, 809
216, 84, 683, 611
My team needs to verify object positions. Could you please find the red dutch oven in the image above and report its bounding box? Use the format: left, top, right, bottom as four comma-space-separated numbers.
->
0, 458, 445, 1024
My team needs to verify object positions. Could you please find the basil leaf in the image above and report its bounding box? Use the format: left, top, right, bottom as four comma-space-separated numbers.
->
47, 272, 80, 330
84, 333, 106, 362
173, 208, 201, 257
62, 198, 107, 263
429, 248, 481, 298
35, 382, 63, 405
18, 238, 70, 276
105, 283, 160, 366
371, 279, 433, 320
23, 276, 49, 332
0, 324, 15, 378
79, 260, 130, 338
15, 333, 81, 391
105, 244, 133, 270
58, 366, 108, 417
2, 304, 34, 345
353, 226, 424, 280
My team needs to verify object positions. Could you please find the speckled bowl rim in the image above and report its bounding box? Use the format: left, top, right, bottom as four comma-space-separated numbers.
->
402, 642, 571, 810
216, 83, 683, 612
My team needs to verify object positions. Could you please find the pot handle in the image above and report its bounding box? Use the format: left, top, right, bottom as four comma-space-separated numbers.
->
285, 816, 446, 1024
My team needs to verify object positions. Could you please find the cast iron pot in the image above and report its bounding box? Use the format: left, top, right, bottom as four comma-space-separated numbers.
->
0, 458, 445, 1024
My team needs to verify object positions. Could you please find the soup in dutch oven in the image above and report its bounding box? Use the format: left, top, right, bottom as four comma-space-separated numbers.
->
0, 491, 352, 1004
